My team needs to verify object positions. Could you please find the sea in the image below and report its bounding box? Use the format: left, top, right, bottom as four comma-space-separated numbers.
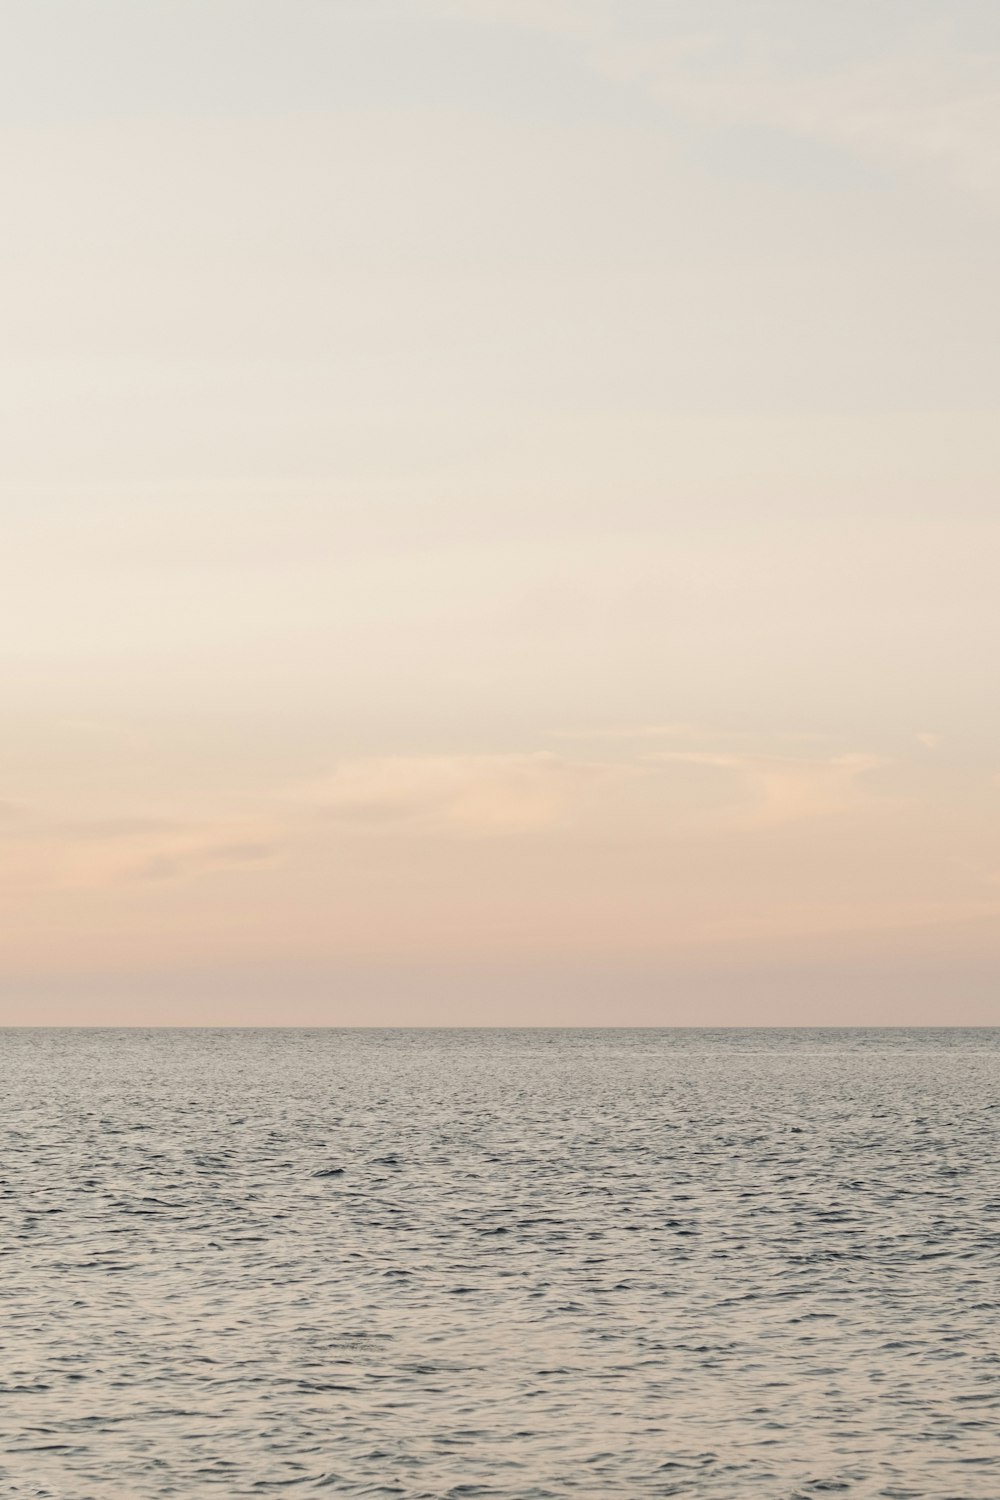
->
2, 1027, 998, 1498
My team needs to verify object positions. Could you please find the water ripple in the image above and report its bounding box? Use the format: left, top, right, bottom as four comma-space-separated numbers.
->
1, 1027, 998, 1497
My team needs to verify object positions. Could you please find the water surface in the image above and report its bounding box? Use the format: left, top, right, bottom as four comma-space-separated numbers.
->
2, 1028, 998, 1497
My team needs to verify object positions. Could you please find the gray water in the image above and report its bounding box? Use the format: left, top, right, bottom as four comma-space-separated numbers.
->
2, 1029, 998, 1499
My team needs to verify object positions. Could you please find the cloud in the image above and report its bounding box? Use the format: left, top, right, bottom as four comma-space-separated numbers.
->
427, 0, 1000, 199
544, 722, 699, 742
51, 815, 186, 841
297, 752, 608, 835
644, 45, 1000, 201
121, 838, 283, 885
294, 740, 885, 837
0, 810, 285, 892
0, 736, 890, 897
426, 0, 598, 38
544, 723, 829, 745
647, 749, 884, 828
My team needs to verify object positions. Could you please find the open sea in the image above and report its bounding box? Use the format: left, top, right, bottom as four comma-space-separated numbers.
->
1, 1027, 998, 1498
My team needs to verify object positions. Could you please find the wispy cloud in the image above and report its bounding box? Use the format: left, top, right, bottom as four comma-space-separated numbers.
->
544, 724, 829, 746
0, 735, 890, 896
647, 749, 884, 828
118, 835, 284, 885
0, 811, 286, 892
428, 0, 1000, 199
295, 752, 609, 835
426, 0, 599, 38
292, 738, 885, 837
544, 722, 699, 742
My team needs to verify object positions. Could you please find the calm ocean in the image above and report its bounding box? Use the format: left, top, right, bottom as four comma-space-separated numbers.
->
2, 1028, 998, 1497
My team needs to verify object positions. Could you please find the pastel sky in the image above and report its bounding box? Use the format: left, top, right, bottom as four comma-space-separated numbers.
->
4, 0, 1000, 1024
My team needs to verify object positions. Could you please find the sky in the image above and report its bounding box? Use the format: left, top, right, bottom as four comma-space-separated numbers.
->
3, 0, 1000, 1024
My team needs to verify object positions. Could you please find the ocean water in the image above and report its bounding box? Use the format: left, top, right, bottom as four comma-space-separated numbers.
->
2, 1028, 998, 1499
